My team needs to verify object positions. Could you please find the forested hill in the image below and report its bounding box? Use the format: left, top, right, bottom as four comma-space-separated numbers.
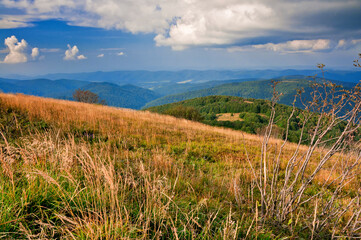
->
74, 82, 161, 109
0, 78, 161, 109
146, 95, 352, 144
144, 76, 356, 108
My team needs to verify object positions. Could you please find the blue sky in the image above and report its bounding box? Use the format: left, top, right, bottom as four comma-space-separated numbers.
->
0, 0, 360, 75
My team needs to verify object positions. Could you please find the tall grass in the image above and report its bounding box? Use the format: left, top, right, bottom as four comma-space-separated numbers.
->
0, 92, 360, 239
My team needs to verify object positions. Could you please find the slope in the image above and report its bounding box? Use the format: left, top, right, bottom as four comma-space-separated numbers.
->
0, 93, 359, 239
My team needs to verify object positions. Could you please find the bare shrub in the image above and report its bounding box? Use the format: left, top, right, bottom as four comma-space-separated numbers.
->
246, 55, 361, 238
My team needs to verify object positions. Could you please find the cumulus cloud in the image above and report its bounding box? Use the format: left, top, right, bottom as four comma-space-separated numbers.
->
64, 44, 86, 60
2, 35, 28, 64
155, 3, 279, 50
252, 39, 331, 53
0, 35, 41, 63
351, 39, 361, 45
2, 0, 361, 50
97, 53, 104, 58
335, 39, 361, 50
0, 16, 33, 29
229, 38, 361, 53
31, 47, 39, 59
77, 54, 87, 60
64, 44, 79, 60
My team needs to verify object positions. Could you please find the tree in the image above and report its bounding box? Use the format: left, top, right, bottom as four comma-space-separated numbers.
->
164, 105, 203, 121
72, 89, 106, 105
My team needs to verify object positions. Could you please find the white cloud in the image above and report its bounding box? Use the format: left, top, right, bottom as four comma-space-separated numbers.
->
336, 39, 346, 48
64, 44, 86, 60
117, 52, 125, 56
97, 53, 104, 58
229, 38, 361, 53
77, 54, 87, 60
64, 44, 79, 60
2, 0, 361, 50
155, 3, 278, 50
31, 47, 39, 59
351, 39, 361, 45
2, 35, 28, 64
335, 39, 361, 49
0, 17, 32, 29
252, 39, 331, 53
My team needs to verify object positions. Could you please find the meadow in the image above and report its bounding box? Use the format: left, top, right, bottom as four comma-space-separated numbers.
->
0, 92, 360, 239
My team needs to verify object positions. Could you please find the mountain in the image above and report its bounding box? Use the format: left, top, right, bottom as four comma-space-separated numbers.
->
150, 78, 262, 95
0, 78, 89, 97
75, 82, 161, 109
144, 76, 357, 108
0, 78, 160, 109
35, 69, 361, 87
146, 95, 358, 144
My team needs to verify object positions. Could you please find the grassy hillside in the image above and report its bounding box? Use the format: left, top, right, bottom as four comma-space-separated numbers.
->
144, 76, 356, 108
0, 93, 360, 239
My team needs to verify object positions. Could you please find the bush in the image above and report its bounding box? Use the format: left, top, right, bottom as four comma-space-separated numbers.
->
73, 89, 106, 105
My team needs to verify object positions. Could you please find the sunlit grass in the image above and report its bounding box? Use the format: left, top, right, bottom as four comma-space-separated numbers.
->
0, 93, 359, 239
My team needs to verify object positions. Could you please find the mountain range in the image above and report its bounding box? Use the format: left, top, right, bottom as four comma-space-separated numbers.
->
0, 78, 160, 109
144, 75, 357, 108
1, 70, 359, 110
3, 69, 360, 94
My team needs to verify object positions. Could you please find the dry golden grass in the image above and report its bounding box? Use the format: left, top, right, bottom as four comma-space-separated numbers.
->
216, 113, 243, 122
0, 93, 359, 239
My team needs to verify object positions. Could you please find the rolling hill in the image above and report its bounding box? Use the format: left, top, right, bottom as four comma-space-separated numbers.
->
0, 78, 161, 109
1, 93, 360, 238
0, 77, 89, 97
146, 95, 354, 144
144, 76, 357, 108
73, 82, 161, 109
149, 78, 261, 96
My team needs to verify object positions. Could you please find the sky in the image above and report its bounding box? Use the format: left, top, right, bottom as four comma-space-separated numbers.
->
0, 0, 360, 76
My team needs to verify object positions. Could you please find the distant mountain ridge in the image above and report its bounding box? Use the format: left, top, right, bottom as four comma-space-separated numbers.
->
0, 78, 160, 109
144, 76, 357, 108
77, 82, 161, 109
34, 69, 361, 85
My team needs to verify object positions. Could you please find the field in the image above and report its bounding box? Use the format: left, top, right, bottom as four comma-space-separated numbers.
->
216, 113, 243, 122
0, 93, 360, 239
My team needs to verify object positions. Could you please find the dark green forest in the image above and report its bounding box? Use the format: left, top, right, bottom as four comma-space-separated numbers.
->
147, 95, 351, 144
